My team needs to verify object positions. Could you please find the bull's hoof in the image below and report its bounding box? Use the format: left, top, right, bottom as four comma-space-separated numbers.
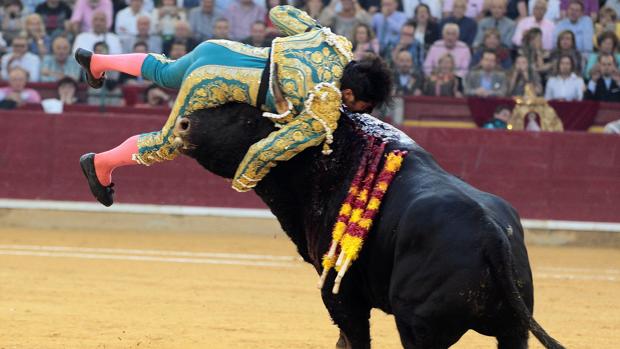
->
335, 333, 348, 349
79, 153, 114, 207
75, 48, 105, 89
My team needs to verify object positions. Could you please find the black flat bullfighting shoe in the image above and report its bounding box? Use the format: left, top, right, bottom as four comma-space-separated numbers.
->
80, 153, 114, 207
75, 48, 105, 89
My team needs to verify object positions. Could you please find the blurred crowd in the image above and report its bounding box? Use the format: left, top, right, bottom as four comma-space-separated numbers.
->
0, 0, 619, 110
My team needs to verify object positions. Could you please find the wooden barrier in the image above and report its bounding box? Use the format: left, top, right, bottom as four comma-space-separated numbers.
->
1, 110, 619, 222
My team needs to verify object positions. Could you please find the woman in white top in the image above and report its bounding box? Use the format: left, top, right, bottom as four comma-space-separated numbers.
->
544, 54, 584, 101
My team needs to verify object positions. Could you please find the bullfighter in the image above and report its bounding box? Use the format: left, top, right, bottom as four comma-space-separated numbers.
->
76, 5, 392, 206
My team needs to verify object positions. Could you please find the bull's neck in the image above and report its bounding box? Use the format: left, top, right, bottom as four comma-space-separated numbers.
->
253, 122, 365, 266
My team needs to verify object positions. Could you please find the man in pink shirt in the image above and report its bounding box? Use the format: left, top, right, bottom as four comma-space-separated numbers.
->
424, 23, 471, 77
224, 0, 266, 41
70, 0, 113, 33
512, 0, 555, 50
0, 67, 42, 107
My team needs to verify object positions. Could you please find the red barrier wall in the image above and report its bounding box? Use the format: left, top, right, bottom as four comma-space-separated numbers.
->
1, 111, 619, 222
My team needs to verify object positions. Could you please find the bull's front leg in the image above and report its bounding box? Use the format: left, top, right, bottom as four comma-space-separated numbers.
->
321, 272, 371, 349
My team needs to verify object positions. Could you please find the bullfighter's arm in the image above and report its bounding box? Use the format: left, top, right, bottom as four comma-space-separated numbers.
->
269, 5, 321, 37
232, 83, 342, 192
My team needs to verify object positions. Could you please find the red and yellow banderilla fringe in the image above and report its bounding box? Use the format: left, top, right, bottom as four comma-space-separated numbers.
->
318, 144, 407, 294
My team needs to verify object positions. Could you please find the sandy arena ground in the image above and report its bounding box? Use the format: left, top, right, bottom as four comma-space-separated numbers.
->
0, 226, 619, 349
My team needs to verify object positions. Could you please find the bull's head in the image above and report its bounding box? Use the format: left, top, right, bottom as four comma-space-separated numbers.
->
171, 103, 277, 179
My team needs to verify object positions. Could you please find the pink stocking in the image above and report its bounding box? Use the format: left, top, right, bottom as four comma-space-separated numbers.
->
94, 135, 140, 186
90, 53, 147, 78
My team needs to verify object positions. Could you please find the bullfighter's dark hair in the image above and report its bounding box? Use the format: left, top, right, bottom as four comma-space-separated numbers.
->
340, 53, 393, 110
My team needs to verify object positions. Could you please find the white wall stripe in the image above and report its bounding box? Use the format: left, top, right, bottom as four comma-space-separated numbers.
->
1, 198, 620, 232
0, 244, 299, 261
0, 199, 275, 219
0, 249, 300, 268
0, 247, 615, 282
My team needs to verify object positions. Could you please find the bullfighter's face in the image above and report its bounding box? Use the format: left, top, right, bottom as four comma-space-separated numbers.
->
342, 89, 374, 113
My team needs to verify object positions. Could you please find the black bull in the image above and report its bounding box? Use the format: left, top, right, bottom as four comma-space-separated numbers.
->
175, 103, 565, 349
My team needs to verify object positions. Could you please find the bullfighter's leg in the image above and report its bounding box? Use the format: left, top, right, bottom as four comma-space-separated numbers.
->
75, 47, 196, 90
80, 64, 263, 206
320, 273, 371, 349
232, 113, 334, 192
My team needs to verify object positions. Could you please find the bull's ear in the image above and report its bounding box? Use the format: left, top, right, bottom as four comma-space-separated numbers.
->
341, 89, 355, 104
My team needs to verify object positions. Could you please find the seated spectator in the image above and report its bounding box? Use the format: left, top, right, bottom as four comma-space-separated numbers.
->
585, 53, 620, 102
21, 0, 45, 15
0, 33, 7, 56
70, 0, 113, 34
529, 0, 561, 21
549, 30, 583, 74
163, 21, 198, 56
553, 0, 594, 54
225, 0, 266, 41
440, 0, 477, 46
544, 54, 585, 101
120, 15, 162, 54
168, 40, 189, 59
506, 0, 528, 20
584, 31, 620, 79
1, 35, 41, 82
0, 67, 41, 108
403, 0, 441, 20
605, 0, 620, 17
560, 0, 598, 19
137, 84, 172, 108
40, 36, 81, 82
23, 14, 51, 57
512, 0, 555, 51
424, 23, 471, 78
393, 50, 423, 96
319, 0, 371, 41
35, 0, 73, 39
189, 0, 222, 42
507, 55, 544, 96
470, 28, 513, 70
72, 11, 122, 54
152, 0, 186, 41
242, 21, 271, 47
519, 28, 552, 79
388, 21, 424, 72
212, 18, 231, 40
482, 105, 512, 129
372, 0, 407, 53
2, 0, 25, 45
474, 0, 516, 49
351, 23, 380, 60
302, 0, 325, 20
465, 50, 508, 97
443, 0, 486, 20
422, 53, 464, 97
412, 4, 441, 50
595, 6, 620, 39
57, 76, 80, 105
115, 0, 150, 38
